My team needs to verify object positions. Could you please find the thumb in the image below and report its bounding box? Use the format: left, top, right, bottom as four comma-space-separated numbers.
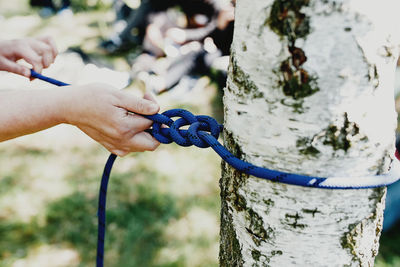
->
0, 58, 31, 77
118, 91, 160, 115
143, 91, 158, 103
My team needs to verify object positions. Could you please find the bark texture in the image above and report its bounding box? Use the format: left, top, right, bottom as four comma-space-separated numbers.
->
220, 0, 400, 266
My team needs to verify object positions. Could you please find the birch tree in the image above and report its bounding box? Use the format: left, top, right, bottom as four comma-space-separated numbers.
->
220, 0, 400, 266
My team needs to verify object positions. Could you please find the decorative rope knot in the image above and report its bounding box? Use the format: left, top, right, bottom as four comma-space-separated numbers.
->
145, 109, 224, 148
29, 70, 400, 267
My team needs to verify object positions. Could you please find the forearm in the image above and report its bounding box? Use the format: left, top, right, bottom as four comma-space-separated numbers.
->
0, 87, 69, 141
0, 83, 160, 155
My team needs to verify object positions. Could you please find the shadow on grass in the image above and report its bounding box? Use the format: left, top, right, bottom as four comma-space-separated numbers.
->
0, 183, 178, 266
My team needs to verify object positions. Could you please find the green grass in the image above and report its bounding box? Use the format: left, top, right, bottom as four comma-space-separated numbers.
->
0, 138, 221, 267
0, 2, 399, 266
376, 221, 400, 267
0, 4, 222, 261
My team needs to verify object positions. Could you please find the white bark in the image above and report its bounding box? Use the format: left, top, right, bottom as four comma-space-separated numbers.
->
220, 0, 400, 266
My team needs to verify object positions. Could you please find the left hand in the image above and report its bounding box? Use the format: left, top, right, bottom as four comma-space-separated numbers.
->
0, 36, 58, 78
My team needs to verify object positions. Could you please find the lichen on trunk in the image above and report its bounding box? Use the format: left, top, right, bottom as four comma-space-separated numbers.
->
220, 0, 400, 266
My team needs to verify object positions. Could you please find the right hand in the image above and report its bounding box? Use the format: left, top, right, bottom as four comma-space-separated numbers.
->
63, 84, 160, 156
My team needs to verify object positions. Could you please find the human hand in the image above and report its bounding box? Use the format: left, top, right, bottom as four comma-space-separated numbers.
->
62, 84, 160, 156
0, 36, 58, 78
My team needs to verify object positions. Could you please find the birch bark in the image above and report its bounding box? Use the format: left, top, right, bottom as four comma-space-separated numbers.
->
220, 0, 400, 266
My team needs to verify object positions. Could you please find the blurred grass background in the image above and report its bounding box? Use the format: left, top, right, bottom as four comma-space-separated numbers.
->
0, 1, 221, 266
0, 1, 399, 266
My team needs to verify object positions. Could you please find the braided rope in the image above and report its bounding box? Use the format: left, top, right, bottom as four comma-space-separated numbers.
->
144, 109, 400, 189
30, 70, 400, 267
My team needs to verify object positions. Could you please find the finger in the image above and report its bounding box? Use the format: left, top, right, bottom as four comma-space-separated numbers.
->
78, 125, 129, 156
37, 36, 58, 59
101, 141, 130, 157
104, 143, 130, 157
143, 92, 158, 103
41, 51, 53, 68
14, 46, 43, 73
128, 132, 160, 152
78, 124, 115, 144
117, 91, 160, 115
121, 113, 154, 136
80, 124, 156, 155
0, 58, 31, 77
112, 150, 129, 157
29, 39, 54, 68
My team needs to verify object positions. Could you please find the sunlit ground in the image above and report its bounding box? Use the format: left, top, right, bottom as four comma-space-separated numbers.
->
0, 1, 399, 267
0, 1, 221, 266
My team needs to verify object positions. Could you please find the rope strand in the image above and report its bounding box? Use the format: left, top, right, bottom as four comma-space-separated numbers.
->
30, 70, 400, 267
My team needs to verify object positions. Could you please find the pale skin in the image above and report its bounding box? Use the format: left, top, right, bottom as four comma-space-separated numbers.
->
0, 37, 160, 156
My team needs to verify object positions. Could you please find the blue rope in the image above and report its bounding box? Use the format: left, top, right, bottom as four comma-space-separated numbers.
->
97, 153, 116, 267
30, 70, 400, 266
30, 70, 69, 86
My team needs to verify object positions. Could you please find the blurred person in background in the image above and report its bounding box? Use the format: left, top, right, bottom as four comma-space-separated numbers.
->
132, 0, 234, 94
0, 36, 160, 156
101, 0, 234, 94
101, 0, 228, 53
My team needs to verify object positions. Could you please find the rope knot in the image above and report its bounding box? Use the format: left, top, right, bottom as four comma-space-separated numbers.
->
145, 109, 223, 148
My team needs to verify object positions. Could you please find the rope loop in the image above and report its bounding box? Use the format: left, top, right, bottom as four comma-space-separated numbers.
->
145, 109, 223, 148
29, 70, 400, 267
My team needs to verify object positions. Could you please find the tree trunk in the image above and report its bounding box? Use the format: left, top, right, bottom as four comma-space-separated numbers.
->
220, 0, 400, 266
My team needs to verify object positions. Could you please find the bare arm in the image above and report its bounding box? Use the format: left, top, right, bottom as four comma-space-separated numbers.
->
0, 36, 160, 156
0, 84, 160, 156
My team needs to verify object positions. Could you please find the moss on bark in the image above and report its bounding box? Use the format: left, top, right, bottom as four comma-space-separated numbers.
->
266, 0, 319, 110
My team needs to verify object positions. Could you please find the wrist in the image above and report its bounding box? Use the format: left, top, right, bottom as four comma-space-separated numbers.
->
55, 85, 82, 125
